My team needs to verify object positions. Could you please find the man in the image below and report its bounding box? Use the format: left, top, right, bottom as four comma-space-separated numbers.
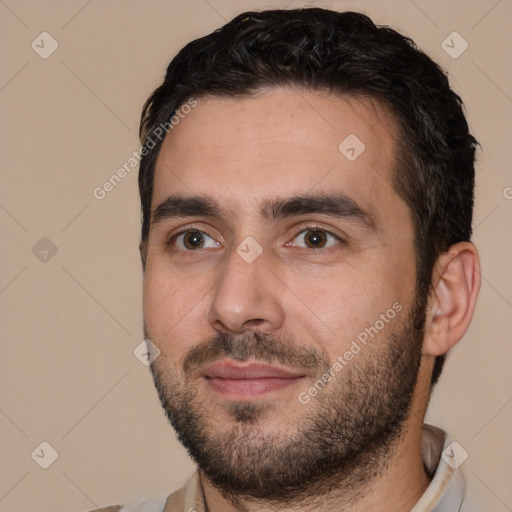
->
96, 7, 481, 512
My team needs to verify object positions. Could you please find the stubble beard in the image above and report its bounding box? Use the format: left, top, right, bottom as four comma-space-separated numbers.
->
148, 297, 426, 509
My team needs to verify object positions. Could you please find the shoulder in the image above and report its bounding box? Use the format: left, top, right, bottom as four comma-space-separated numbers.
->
85, 471, 201, 512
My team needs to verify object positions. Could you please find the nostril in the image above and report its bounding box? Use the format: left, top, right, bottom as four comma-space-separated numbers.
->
244, 319, 266, 329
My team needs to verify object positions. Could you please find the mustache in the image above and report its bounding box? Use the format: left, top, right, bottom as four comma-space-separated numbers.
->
182, 331, 329, 375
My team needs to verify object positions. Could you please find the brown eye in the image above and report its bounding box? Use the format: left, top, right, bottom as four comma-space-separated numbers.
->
183, 231, 205, 250
304, 230, 327, 248
173, 230, 220, 251
291, 228, 342, 250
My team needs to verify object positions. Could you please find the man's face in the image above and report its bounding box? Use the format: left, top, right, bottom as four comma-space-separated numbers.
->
143, 88, 423, 501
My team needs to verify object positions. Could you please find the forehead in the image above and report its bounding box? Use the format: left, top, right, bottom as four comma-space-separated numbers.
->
152, 88, 404, 225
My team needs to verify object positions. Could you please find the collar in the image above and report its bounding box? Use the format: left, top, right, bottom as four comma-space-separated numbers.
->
164, 424, 466, 512
412, 424, 465, 512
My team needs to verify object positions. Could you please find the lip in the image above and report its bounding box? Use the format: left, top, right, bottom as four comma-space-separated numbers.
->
201, 359, 306, 399
201, 360, 306, 379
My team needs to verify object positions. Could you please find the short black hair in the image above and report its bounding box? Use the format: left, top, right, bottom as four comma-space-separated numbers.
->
138, 8, 478, 387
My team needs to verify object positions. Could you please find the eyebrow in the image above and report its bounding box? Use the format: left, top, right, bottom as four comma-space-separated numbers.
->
151, 193, 376, 231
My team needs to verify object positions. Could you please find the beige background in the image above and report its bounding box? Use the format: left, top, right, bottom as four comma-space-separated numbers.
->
0, 1, 511, 510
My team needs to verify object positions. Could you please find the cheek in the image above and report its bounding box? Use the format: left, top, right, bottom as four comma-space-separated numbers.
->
277, 268, 368, 354
143, 268, 170, 322
143, 266, 209, 347
281, 257, 410, 358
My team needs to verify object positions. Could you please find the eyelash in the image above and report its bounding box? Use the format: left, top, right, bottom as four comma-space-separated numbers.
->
167, 224, 345, 255
285, 225, 345, 253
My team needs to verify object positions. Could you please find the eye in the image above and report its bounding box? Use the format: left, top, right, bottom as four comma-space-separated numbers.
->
288, 227, 343, 250
172, 230, 221, 251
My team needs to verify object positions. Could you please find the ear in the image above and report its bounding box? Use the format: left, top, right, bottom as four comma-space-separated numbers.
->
423, 242, 481, 357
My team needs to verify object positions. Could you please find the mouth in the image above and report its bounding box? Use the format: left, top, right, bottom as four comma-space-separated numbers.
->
200, 359, 307, 399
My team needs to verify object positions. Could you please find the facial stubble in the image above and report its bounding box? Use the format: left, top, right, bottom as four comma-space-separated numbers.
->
148, 299, 425, 508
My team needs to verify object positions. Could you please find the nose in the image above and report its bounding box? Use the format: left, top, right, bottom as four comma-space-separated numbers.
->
207, 243, 285, 335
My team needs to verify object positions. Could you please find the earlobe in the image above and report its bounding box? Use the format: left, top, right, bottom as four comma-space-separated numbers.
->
423, 242, 481, 357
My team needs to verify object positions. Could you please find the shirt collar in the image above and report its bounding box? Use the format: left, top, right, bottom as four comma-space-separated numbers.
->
165, 424, 466, 512
412, 424, 465, 512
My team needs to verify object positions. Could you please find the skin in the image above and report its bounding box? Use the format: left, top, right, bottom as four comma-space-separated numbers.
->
142, 88, 481, 511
